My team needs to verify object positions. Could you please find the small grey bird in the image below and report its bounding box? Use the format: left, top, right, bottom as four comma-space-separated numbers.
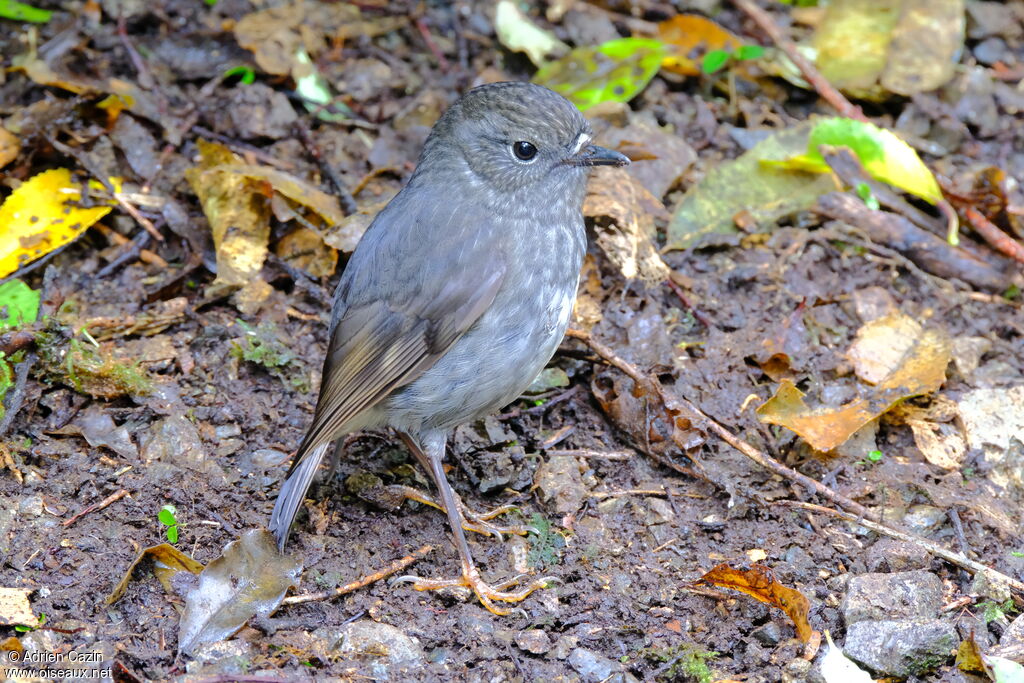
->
269, 81, 628, 613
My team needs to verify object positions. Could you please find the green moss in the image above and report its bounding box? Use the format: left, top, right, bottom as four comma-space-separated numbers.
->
640, 642, 719, 683
527, 513, 566, 569
35, 321, 152, 399
230, 319, 310, 392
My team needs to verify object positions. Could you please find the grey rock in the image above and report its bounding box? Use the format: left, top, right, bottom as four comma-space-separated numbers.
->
865, 538, 932, 573
903, 505, 947, 535
843, 570, 944, 623
549, 634, 579, 660
782, 655, 813, 683
515, 629, 553, 654
225, 83, 297, 140
843, 618, 956, 678
328, 620, 424, 679
568, 647, 639, 683
752, 620, 784, 647
535, 455, 586, 515
644, 497, 675, 525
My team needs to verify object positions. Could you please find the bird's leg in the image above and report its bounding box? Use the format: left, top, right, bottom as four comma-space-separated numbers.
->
391, 433, 533, 539
395, 431, 554, 615
376, 484, 532, 539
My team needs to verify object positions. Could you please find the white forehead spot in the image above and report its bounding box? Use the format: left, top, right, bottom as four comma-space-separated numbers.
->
570, 132, 591, 155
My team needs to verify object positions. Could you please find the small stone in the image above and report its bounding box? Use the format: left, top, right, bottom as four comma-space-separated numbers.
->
644, 497, 675, 524
549, 634, 579, 660
751, 621, 784, 647
974, 37, 1009, 65
864, 538, 932, 573
902, 505, 947, 535
327, 621, 424, 679
567, 647, 639, 683
843, 571, 944, 623
515, 629, 553, 654
843, 618, 957, 678
18, 494, 44, 517
535, 455, 586, 515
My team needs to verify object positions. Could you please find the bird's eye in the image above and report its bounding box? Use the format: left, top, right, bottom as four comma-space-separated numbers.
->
512, 141, 538, 161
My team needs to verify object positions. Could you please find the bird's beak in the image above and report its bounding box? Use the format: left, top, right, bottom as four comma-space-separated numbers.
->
568, 144, 630, 167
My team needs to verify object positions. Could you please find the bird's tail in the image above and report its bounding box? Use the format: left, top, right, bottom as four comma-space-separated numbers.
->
268, 442, 331, 550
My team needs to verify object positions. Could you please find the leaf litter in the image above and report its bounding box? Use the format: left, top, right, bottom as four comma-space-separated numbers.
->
1, 0, 1023, 680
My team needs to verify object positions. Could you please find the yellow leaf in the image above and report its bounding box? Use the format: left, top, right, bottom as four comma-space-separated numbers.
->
0, 169, 116, 278
658, 14, 743, 76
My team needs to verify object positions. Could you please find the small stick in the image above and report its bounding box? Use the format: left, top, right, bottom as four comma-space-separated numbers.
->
293, 121, 358, 216
963, 206, 1024, 264
415, 17, 450, 71
665, 277, 713, 328
777, 500, 1024, 596
63, 489, 130, 527
733, 0, 867, 122
547, 449, 632, 460
282, 545, 433, 605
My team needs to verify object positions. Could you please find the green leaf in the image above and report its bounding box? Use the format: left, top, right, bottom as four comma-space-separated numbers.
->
734, 44, 765, 61
158, 505, 178, 526
166, 525, 179, 543
533, 37, 666, 110
0, 279, 40, 329
701, 49, 731, 74
767, 117, 942, 204
866, 449, 883, 462
0, 0, 52, 22
667, 119, 839, 249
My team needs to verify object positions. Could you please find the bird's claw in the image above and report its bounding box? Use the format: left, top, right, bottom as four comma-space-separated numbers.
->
395, 564, 556, 615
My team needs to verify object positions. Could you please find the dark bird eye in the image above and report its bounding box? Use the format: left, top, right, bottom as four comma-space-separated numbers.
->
512, 141, 538, 161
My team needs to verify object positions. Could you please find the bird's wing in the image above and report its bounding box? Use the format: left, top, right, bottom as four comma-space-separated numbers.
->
269, 191, 505, 546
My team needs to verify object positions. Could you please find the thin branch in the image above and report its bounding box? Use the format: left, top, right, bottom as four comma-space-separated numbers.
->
282, 545, 433, 606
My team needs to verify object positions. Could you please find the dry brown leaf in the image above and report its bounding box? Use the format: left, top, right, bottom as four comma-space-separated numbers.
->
891, 397, 966, 469
846, 313, 922, 384
0, 587, 35, 626
0, 126, 19, 169
276, 226, 338, 278
584, 166, 669, 287
693, 563, 813, 643
106, 543, 204, 605
758, 323, 951, 452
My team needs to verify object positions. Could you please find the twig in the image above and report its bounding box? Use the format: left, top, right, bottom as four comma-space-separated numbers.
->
293, 121, 358, 215
282, 545, 433, 605
962, 206, 1024, 264
547, 449, 632, 460
63, 489, 130, 527
117, 15, 153, 89
0, 352, 36, 439
415, 17, 450, 71
665, 277, 713, 328
566, 328, 882, 523
776, 500, 1024, 596
733, 0, 867, 122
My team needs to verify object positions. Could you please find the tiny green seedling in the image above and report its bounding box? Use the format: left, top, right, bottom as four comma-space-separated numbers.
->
856, 182, 880, 210
701, 44, 766, 75
856, 449, 884, 466
223, 65, 255, 84
14, 613, 46, 633
159, 504, 180, 543
1011, 551, 1024, 558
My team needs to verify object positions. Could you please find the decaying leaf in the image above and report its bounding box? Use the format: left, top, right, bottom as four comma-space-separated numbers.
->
758, 319, 951, 452
276, 226, 338, 278
494, 0, 568, 67
0, 125, 18, 168
957, 386, 1024, 491
106, 543, 204, 605
178, 529, 302, 654
584, 166, 669, 287
846, 313, 925, 384
658, 14, 743, 76
693, 563, 813, 643
811, 0, 965, 98
0, 587, 35, 626
185, 140, 272, 288
0, 169, 118, 278
533, 38, 667, 110
234, 1, 405, 77
185, 139, 343, 289
890, 396, 966, 469
666, 120, 839, 250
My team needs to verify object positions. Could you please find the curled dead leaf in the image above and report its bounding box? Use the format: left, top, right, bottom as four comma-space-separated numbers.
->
693, 563, 813, 643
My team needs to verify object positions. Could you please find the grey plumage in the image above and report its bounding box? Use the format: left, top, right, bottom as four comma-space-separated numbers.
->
268, 81, 628, 611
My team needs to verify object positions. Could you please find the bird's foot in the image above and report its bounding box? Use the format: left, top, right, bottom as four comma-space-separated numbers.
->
395, 561, 555, 615
381, 485, 533, 539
